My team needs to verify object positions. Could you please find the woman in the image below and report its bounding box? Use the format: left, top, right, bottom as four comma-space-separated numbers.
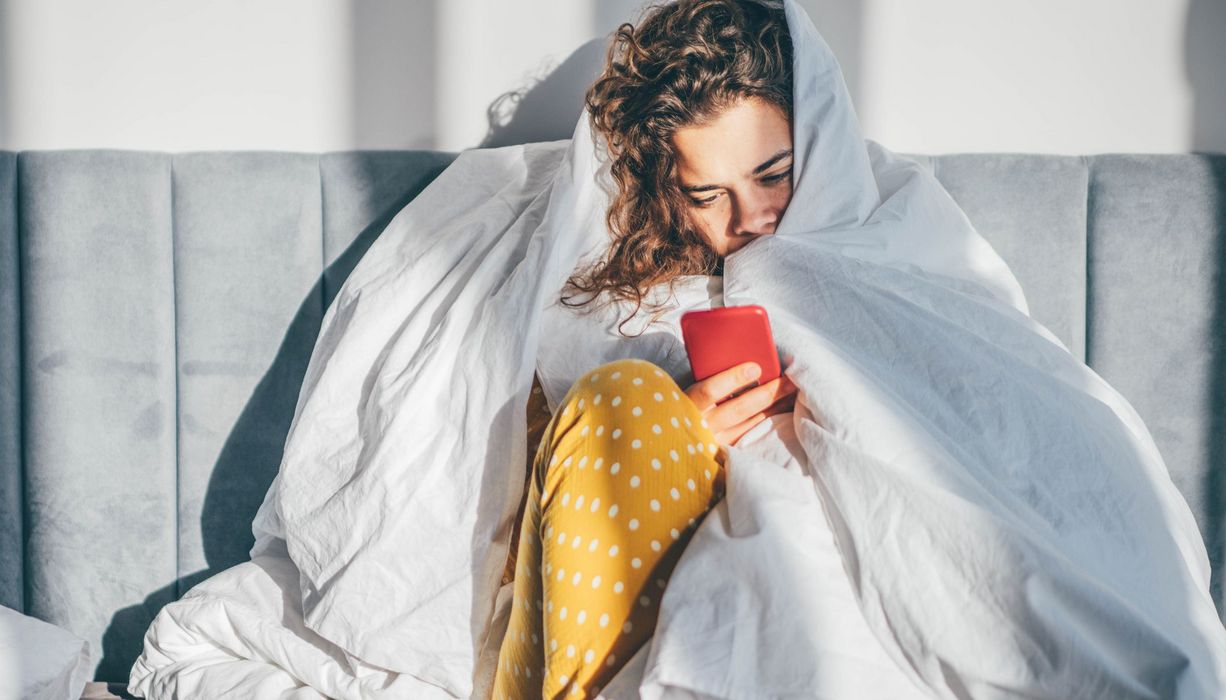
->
493, 1, 803, 697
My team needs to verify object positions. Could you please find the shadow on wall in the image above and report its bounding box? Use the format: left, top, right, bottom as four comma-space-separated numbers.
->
351, 0, 437, 150
0, 1, 10, 148
1186, 0, 1226, 155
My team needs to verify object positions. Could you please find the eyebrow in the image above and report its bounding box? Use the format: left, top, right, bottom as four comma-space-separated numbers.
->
680, 148, 794, 193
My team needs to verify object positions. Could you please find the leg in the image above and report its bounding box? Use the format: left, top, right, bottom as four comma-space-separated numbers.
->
492, 358, 725, 699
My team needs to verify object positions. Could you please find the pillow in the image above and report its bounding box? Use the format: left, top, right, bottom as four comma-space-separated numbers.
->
0, 604, 91, 700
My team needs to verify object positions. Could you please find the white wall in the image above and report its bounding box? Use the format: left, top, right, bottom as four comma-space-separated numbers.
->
0, 0, 1221, 155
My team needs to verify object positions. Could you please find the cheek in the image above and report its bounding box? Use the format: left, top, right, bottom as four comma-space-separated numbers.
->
773, 185, 794, 212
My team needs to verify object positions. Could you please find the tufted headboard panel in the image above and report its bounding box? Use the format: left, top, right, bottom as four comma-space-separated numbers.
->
0, 149, 1222, 680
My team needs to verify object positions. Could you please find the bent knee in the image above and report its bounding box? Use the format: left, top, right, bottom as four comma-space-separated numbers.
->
559, 358, 680, 413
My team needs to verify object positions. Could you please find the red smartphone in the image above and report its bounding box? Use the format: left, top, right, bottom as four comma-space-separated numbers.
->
680, 305, 781, 395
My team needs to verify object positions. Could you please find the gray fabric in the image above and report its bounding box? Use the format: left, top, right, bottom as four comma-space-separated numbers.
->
0, 149, 1223, 682
1086, 154, 1226, 607
16, 151, 178, 682
0, 152, 20, 613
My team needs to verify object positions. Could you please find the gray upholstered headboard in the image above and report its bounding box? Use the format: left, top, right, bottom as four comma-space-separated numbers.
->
1, 150, 1223, 681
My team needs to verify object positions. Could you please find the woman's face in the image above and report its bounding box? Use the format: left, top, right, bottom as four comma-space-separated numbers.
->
672, 96, 794, 258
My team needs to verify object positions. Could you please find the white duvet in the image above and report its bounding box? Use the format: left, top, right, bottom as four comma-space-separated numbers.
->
130, 0, 1226, 697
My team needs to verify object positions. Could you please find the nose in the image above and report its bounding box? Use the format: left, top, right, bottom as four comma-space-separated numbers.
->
732, 191, 778, 237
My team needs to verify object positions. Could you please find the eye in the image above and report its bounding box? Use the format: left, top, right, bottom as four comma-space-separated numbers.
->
762, 169, 791, 185
690, 193, 720, 207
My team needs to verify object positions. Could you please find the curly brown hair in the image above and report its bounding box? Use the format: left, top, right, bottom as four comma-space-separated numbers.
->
560, 0, 793, 337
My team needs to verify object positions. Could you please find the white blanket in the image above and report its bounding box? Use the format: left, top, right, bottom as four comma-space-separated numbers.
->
130, 0, 1226, 697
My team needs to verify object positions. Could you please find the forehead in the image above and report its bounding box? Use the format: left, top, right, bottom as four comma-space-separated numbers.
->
672, 97, 792, 183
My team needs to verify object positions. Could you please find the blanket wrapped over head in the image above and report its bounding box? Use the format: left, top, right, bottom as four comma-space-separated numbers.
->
130, 0, 1226, 697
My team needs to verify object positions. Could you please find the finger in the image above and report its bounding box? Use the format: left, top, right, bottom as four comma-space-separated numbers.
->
687, 361, 762, 412
705, 376, 791, 429
722, 409, 772, 446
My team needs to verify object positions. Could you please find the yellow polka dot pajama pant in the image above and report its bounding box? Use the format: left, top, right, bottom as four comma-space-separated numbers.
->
492, 358, 727, 699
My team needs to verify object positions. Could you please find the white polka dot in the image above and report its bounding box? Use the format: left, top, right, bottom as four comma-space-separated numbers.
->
594, 457, 604, 469
521, 631, 526, 642
656, 578, 667, 588
654, 368, 665, 377
577, 610, 587, 624
560, 607, 568, 620
546, 525, 554, 537
633, 377, 643, 385
590, 374, 600, 383
564, 456, 573, 466
526, 667, 532, 678
652, 424, 662, 434
701, 418, 709, 429
612, 428, 623, 439
567, 644, 576, 658
670, 417, 680, 428
631, 557, 642, 568
654, 391, 664, 402
588, 538, 599, 552
608, 544, 619, 556
610, 462, 621, 475
670, 528, 680, 539
687, 478, 696, 491
557, 569, 565, 581
575, 495, 585, 509
632, 406, 643, 416
599, 613, 610, 627
612, 396, 622, 407
650, 458, 661, 470
548, 601, 555, 612
614, 581, 625, 593
578, 456, 588, 469
584, 649, 596, 663
551, 639, 558, 651
578, 399, 585, 409
590, 498, 601, 513
631, 439, 642, 449
623, 621, 633, 634
561, 492, 571, 506
686, 444, 696, 455
596, 425, 604, 436
705, 469, 712, 480
591, 575, 602, 588
696, 443, 704, 452
708, 443, 718, 452
608, 504, 619, 518
683, 416, 692, 426
572, 534, 582, 548
640, 595, 650, 607
629, 475, 640, 488
672, 391, 680, 400
689, 517, 697, 526
629, 518, 639, 531
669, 449, 680, 461
573, 571, 582, 585
651, 539, 662, 551
580, 425, 590, 436
612, 371, 621, 380
532, 633, 539, 643
606, 654, 618, 666
559, 673, 568, 685
670, 487, 681, 500
649, 499, 660, 511
546, 562, 553, 574
550, 454, 559, 467
593, 393, 602, 404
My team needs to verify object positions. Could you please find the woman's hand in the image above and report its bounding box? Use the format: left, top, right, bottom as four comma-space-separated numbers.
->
684, 361, 798, 463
